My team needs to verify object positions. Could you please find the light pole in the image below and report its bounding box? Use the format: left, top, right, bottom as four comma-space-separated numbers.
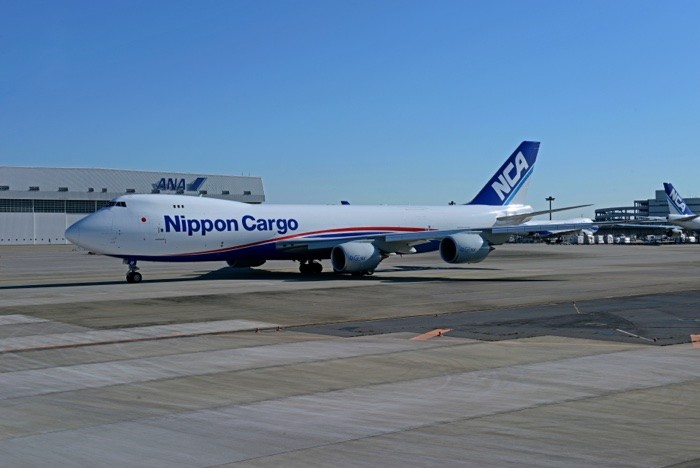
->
546, 196, 555, 220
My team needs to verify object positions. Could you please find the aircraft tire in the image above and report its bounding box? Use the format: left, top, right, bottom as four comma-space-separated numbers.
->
126, 271, 142, 283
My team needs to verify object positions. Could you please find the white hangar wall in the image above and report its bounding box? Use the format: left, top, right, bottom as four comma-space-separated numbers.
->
0, 167, 265, 245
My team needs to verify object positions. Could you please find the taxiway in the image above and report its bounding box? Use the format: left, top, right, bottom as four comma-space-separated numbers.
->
0, 244, 698, 466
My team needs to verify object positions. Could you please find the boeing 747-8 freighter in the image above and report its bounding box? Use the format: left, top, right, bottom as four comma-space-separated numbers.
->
66, 141, 594, 282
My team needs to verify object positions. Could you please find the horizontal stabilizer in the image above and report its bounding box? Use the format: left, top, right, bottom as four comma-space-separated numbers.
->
276, 228, 479, 252
496, 204, 592, 224
673, 214, 699, 222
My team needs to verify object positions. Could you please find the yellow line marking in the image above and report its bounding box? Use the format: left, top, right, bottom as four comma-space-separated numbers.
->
411, 328, 452, 341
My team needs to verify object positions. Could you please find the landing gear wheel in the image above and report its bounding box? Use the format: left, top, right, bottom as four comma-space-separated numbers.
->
299, 261, 323, 275
124, 259, 142, 283
126, 271, 142, 283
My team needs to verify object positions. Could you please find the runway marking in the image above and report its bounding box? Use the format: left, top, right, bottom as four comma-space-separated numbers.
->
411, 329, 452, 341
692, 334, 700, 349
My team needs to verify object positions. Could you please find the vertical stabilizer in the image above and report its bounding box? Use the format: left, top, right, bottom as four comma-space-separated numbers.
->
664, 182, 695, 216
467, 141, 540, 206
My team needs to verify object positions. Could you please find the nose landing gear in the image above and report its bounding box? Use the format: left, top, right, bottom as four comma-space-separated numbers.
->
124, 259, 142, 283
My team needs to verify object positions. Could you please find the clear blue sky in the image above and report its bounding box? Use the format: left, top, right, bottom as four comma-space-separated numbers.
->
2, 0, 699, 216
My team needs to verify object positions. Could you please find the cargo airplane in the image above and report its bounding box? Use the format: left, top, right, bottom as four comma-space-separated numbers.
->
65, 141, 594, 283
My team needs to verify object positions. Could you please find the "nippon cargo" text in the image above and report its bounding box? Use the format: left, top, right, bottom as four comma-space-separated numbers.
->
164, 215, 299, 236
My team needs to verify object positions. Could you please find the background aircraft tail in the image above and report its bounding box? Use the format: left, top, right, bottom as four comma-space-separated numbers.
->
467, 141, 540, 206
664, 182, 695, 216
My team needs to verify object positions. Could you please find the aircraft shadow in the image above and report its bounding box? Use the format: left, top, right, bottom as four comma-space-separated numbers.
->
192, 266, 557, 284
0, 265, 558, 290
0, 277, 188, 290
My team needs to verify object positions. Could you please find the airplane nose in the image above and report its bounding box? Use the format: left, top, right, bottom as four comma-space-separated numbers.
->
65, 221, 81, 244
65, 211, 113, 252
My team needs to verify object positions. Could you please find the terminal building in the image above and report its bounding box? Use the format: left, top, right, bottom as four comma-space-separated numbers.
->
595, 189, 700, 222
0, 167, 265, 245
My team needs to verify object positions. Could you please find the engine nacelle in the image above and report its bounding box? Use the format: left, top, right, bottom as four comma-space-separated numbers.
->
226, 259, 266, 268
439, 233, 492, 264
331, 242, 382, 274
666, 228, 684, 238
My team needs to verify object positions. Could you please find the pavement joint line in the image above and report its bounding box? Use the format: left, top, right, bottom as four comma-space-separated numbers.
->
615, 328, 656, 343
0, 319, 277, 354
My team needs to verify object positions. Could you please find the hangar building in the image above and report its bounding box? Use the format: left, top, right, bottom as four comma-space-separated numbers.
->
0, 167, 265, 245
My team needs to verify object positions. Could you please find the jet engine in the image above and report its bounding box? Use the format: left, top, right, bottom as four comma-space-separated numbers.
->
331, 242, 382, 274
439, 233, 492, 264
226, 259, 267, 268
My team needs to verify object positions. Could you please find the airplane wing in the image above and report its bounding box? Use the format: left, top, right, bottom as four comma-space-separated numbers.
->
276, 228, 475, 254
635, 215, 699, 223
617, 223, 671, 229
276, 217, 617, 255
277, 218, 618, 253
617, 224, 687, 237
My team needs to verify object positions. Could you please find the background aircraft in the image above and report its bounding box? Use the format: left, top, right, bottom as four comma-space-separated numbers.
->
628, 183, 700, 239
663, 182, 700, 231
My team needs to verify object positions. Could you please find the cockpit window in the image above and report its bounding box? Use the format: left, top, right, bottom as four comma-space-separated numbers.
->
105, 201, 127, 208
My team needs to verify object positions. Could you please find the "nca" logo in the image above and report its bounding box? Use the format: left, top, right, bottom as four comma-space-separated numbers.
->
491, 152, 529, 202
670, 188, 687, 212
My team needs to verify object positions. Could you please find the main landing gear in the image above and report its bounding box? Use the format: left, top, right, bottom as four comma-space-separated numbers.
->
299, 260, 323, 275
124, 259, 142, 283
